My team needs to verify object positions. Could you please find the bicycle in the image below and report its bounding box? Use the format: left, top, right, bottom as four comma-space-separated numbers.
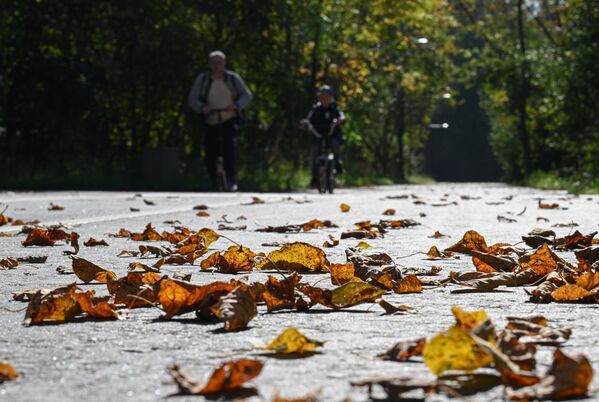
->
301, 118, 338, 194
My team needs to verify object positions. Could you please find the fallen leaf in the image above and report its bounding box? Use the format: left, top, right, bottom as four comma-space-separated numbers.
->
196, 211, 210, 217
330, 263, 362, 285
340, 203, 351, 212
262, 273, 302, 312
451, 270, 540, 292
22, 228, 56, 247
257, 242, 330, 272
551, 284, 598, 303
356, 241, 372, 249
426, 246, 454, 260
445, 230, 489, 255
193, 204, 208, 210
330, 281, 386, 308
322, 234, 339, 248
107, 271, 163, 308
0, 257, 18, 270
538, 200, 559, 209
210, 285, 257, 331
73, 291, 120, 319
71, 256, 117, 284
429, 231, 448, 238
471, 250, 518, 273
0, 361, 18, 382
84, 238, 109, 247
200, 246, 257, 273
48, 202, 64, 211
554, 231, 596, 250
379, 338, 426, 361
452, 306, 489, 331
382, 208, 395, 215
296, 283, 334, 308
378, 300, 415, 315
16, 255, 48, 264
167, 359, 263, 395
264, 327, 323, 355
157, 279, 237, 318
393, 275, 422, 293
423, 325, 493, 376
518, 243, 567, 275
506, 349, 593, 400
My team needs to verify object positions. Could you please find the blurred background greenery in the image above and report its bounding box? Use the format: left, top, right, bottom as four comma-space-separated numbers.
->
1, 0, 597, 192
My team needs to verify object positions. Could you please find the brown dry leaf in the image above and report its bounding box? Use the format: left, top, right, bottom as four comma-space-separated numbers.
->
195, 228, 219, 247
471, 250, 518, 273
340, 203, 351, 212
0, 361, 18, 382
445, 230, 489, 255
157, 279, 237, 318
576, 247, 599, 271
167, 359, 263, 395
73, 291, 120, 319
24, 285, 81, 325
71, 256, 117, 284
196, 211, 210, 217
518, 243, 568, 275
382, 208, 396, 215
426, 245, 453, 260
262, 273, 302, 312
257, 242, 330, 272
330, 263, 362, 285
538, 200, 559, 209
551, 284, 598, 303
451, 270, 540, 292
554, 230, 596, 250
210, 285, 257, 331
340, 229, 380, 239
378, 300, 415, 315
296, 283, 335, 308
0, 257, 18, 270
529, 271, 566, 303
200, 246, 257, 273
302, 219, 337, 231
429, 231, 448, 238
322, 234, 339, 248
576, 272, 599, 290
506, 349, 593, 401
393, 275, 422, 294
63, 232, 80, 255
379, 337, 426, 361
48, 203, 64, 211
107, 271, 163, 308
84, 238, 109, 247
22, 228, 56, 247
264, 327, 323, 355
383, 219, 421, 229
193, 204, 208, 210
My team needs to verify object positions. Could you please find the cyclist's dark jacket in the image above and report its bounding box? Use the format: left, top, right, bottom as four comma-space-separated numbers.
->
306, 102, 345, 138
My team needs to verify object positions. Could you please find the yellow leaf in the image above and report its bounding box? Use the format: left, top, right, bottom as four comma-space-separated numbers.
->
423, 326, 493, 376
340, 203, 351, 212
331, 281, 386, 308
71, 256, 117, 284
257, 242, 330, 272
452, 306, 489, 331
356, 241, 372, 249
265, 327, 323, 354
196, 228, 219, 247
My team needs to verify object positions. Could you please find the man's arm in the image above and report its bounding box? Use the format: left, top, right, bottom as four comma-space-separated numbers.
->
231, 72, 253, 110
188, 73, 206, 114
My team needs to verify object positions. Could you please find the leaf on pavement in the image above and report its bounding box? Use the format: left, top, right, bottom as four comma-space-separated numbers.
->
73, 291, 120, 319
84, 238, 109, 247
393, 275, 422, 294
0, 257, 18, 270
423, 325, 493, 376
296, 283, 334, 308
262, 273, 302, 312
167, 359, 263, 395
201, 246, 257, 273
210, 285, 257, 331
22, 228, 56, 247
426, 245, 454, 259
451, 306, 488, 331
330, 263, 362, 285
451, 269, 540, 292
71, 256, 117, 284
257, 242, 330, 272
554, 231, 596, 250
264, 327, 323, 355
0, 361, 18, 382
429, 230, 448, 238
356, 241, 372, 249
330, 281, 387, 308
382, 208, 395, 215
471, 250, 518, 273
340, 203, 351, 212
157, 279, 237, 318
379, 337, 426, 361
538, 200, 559, 209
505, 349, 593, 401
107, 271, 164, 308
322, 234, 339, 248
551, 284, 598, 303
444, 230, 489, 255
378, 299, 415, 315
518, 243, 567, 275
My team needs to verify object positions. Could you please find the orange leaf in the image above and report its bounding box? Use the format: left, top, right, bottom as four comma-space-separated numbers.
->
0, 361, 18, 382
73, 291, 120, 319
168, 359, 263, 395
263, 273, 302, 312
445, 230, 489, 255
518, 243, 565, 275
83, 238, 109, 247
210, 285, 257, 331
382, 208, 396, 215
157, 279, 237, 318
71, 256, 117, 283
379, 338, 426, 361
24, 284, 81, 325
393, 275, 422, 293
551, 284, 597, 303
330, 263, 362, 285
22, 229, 56, 247
107, 271, 163, 308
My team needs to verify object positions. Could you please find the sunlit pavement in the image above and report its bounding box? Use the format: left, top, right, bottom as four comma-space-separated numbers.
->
1, 184, 598, 401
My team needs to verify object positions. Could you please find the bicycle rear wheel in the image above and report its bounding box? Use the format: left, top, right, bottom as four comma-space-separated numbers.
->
326, 162, 335, 194
317, 164, 327, 194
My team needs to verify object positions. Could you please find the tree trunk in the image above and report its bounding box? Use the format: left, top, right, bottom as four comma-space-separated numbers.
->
517, 0, 532, 176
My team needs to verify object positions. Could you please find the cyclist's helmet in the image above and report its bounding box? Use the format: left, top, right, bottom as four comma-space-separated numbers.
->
317, 85, 334, 96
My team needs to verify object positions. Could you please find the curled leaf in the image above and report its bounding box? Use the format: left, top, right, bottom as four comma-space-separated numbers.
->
72, 256, 117, 284
210, 285, 257, 331
257, 242, 330, 272
265, 327, 323, 355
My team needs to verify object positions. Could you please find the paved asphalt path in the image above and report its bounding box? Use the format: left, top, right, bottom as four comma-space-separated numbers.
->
1, 184, 598, 401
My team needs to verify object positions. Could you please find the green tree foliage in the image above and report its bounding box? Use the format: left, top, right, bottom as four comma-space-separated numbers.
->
455, 0, 598, 182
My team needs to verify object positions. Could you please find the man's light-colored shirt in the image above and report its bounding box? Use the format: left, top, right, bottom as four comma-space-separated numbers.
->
205, 79, 236, 125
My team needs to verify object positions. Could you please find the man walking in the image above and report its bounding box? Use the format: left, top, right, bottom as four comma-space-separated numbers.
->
188, 50, 252, 191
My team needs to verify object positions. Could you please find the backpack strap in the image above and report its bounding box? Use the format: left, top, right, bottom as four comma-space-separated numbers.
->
199, 73, 213, 102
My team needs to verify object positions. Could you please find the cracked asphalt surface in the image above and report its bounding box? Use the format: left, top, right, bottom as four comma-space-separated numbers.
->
1, 184, 598, 402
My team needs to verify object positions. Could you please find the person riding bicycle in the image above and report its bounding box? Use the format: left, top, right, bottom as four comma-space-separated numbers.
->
188, 50, 252, 191
304, 85, 345, 187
